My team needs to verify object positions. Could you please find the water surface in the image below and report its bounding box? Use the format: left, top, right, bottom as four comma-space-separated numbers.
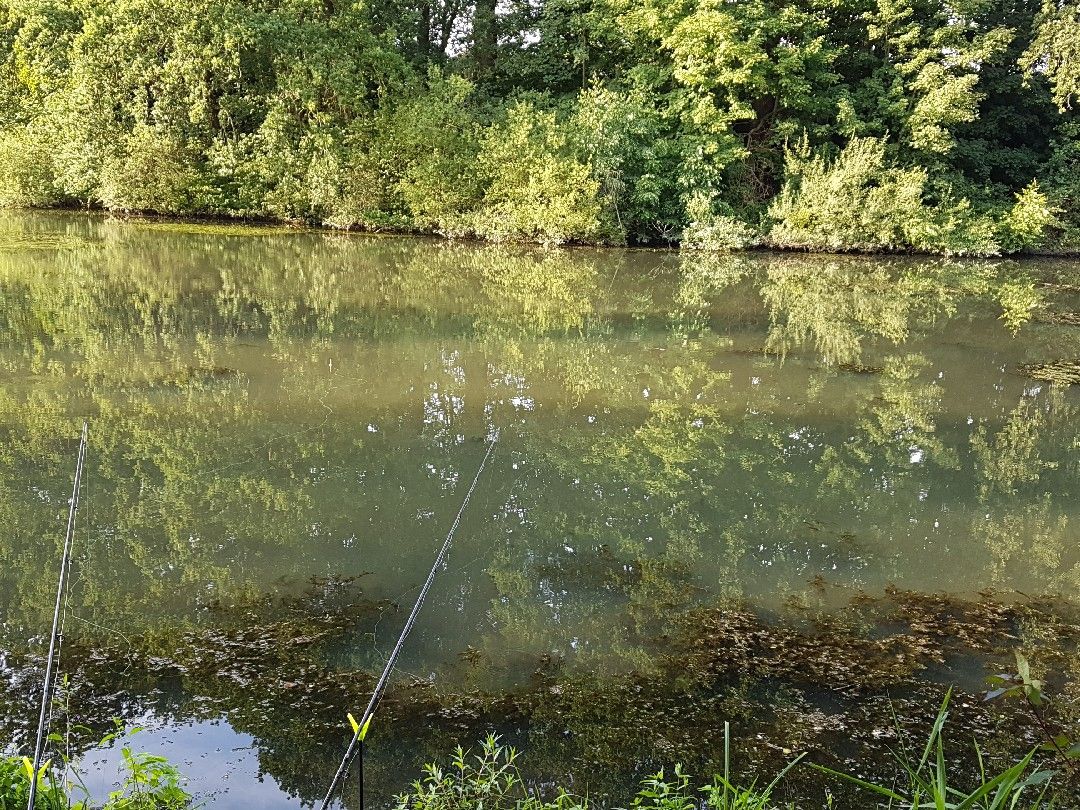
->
0, 212, 1078, 806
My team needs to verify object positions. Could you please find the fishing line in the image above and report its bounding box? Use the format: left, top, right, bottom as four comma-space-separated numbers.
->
28, 421, 88, 810
318, 434, 498, 810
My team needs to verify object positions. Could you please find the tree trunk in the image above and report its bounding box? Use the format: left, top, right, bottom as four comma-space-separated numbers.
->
472, 0, 497, 78
418, 2, 432, 64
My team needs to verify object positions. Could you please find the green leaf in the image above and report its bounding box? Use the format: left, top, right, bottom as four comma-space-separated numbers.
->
1015, 652, 1030, 682
806, 762, 906, 801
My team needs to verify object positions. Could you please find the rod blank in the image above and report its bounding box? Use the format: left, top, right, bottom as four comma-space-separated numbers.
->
28, 421, 88, 810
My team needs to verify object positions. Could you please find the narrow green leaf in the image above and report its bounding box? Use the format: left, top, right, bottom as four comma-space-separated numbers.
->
806, 762, 906, 801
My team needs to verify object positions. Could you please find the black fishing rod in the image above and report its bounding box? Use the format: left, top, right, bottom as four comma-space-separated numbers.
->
318, 435, 498, 810
27, 421, 88, 810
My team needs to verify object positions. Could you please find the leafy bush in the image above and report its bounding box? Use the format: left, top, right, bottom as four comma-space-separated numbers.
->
0, 718, 191, 810
1041, 122, 1080, 251
394, 732, 799, 810
681, 191, 758, 250
769, 136, 929, 252
472, 102, 606, 246
98, 125, 199, 214
768, 136, 999, 255
103, 747, 189, 810
570, 85, 683, 244
0, 125, 62, 207
0, 745, 190, 809
394, 734, 583, 810
0, 757, 69, 810
378, 70, 485, 236
998, 181, 1059, 253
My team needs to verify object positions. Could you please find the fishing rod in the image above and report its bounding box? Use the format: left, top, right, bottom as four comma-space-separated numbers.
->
318, 434, 498, 810
27, 421, 88, 810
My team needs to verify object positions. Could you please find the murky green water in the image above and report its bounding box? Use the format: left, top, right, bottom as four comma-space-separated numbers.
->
1, 212, 1079, 807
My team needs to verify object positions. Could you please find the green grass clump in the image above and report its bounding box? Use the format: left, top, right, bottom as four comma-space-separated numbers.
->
399, 691, 1067, 810
394, 727, 802, 810
0, 746, 191, 810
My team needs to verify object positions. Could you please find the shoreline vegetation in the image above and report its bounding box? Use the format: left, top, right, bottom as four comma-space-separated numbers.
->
1, 0, 1079, 256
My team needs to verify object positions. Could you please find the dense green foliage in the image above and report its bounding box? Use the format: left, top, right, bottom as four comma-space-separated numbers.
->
0, 0, 1078, 252
0, 748, 190, 809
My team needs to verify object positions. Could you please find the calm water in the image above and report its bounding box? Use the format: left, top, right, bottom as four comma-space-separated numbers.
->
0, 211, 1078, 806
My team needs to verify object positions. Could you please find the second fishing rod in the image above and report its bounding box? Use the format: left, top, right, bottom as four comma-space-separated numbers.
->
319, 434, 499, 810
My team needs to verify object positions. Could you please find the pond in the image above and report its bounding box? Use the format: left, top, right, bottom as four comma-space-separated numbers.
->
0, 211, 1078, 807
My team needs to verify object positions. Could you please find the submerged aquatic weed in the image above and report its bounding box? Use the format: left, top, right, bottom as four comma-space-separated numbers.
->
6, 586, 1079, 806
985, 653, 1080, 773
811, 689, 1057, 809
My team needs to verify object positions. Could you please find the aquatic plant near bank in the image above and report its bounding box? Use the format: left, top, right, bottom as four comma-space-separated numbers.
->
0, 746, 191, 809
400, 704, 1068, 810
812, 690, 1058, 809
985, 654, 1080, 775
393, 733, 803, 810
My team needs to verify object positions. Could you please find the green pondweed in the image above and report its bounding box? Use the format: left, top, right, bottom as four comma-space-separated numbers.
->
810, 688, 1057, 809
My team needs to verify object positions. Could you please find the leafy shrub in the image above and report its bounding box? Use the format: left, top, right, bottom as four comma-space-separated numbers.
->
769, 136, 929, 252
681, 191, 758, 250
0, 125, 62, 207
98, 124, 199, 214
394, 732, 798, 810
0, 745, 190, 809
377, 70, 485, 236
0, 757, 69, 810
768, 136, 999, 255
103, 747, 189, 810
393, 734, 582, 810
570, 86, 683, 244
998, 181, 1059, 253
1041, 122, 1080, 251
472, 101, 606, 246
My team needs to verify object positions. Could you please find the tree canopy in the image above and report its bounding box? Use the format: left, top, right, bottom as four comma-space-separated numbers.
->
0, 0, 1078, 253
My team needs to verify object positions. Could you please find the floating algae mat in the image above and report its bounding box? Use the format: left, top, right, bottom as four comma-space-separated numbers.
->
0, 211, 1079, 807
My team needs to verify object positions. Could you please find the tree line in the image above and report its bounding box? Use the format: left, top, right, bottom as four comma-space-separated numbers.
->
0, 0, 1078, 253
